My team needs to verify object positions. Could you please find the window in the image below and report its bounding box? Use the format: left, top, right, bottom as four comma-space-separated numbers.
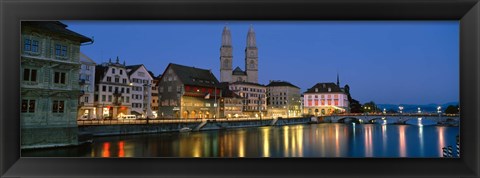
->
108, 86, 112, 92
54, 72, 66, 84
52, 100, 64, 113
55, 44, 67, 56
122, 79, 127, 84
84, 96, 89, 103
86, 75, 90, 81
126, 88, 130, 94
120, 70, 123, 75
107, 77, 111, 82
115, 77, 119, 83
102, 86, 106, 92
32, 40, 39, 52
112, 68, 116, 74
159, 87, 164, 93
176, 86, 181, 92
108, 95, 112, 102
167, 86, 172, 92
23, 68, 37, 82
94, 94, 98, 102
21, 99, 35, 113
121, 88, 125, 93
126, 97, 130, 103
86, 65, 90, 70
102, 95, 106, 102
24, 39, 31, 51
114, 87, 119, 93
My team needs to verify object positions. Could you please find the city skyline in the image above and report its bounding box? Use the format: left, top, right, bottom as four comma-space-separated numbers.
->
64, 20, 459, 105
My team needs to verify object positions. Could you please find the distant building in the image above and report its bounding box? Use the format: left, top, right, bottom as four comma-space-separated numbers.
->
266, 80, 302, 118
229, 81, 267, 117
220, 25, 258, 83
303, 82, 349, 116
20, 21, 92, 148
158, 63, 221, 119
94, 57, 132, 119
126, 64, 154, 118
150, 73, 161, 118
78, 53, 96, 120
218, 82, 243, 118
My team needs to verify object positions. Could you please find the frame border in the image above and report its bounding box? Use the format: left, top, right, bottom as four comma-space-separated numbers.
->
1, 0, 479, 177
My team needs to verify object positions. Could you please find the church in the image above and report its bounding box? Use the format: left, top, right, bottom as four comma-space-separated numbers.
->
220, 25, 258, 83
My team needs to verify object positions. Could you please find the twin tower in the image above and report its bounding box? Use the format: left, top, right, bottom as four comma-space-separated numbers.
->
220, 25, 258, 83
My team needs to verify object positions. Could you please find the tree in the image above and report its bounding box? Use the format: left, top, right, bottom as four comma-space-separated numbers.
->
445, 105, 459, 114
350, 99, 363, 113
362, 101, 381, 113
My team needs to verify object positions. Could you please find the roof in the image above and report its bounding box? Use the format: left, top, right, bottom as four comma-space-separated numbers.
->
79, 53, 96, 65
230, 81, 265, 87
232, 66, 247, 76
267, 81, 300, 89
94, 65, 108, 84
218, 82, 241, 98
304, 82, 344, 94
125, 64, 142, 76
147, 71, 155, 79
164, 63, 220, 88
22, 21, 92, 43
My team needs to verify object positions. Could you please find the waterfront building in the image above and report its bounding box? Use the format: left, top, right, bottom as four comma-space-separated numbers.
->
78, 53, 96, 120
158, 63, 221, 119
20, 21, 92, 148
303, 82, 349, 116
150, 73, 161, 118
126, 64, 154, 118
218, 82, 243, 118
266, 80, 302, 118
94, 57, 132, 119
220, 25, 259, 83
229, 82, 267, 117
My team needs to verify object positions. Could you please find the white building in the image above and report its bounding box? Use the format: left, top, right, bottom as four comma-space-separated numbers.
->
94, 57, 132, 119
303, 82, 349, 116
229, 81, 267, 118
78, 53, 96, 120
126, 64, 154, 118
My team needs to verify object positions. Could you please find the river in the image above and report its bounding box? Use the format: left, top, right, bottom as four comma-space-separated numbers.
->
22, 123, 459, 158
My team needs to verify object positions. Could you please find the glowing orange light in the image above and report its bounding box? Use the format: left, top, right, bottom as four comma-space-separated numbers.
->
118, 141, 125, 157
102, 142, 110, 158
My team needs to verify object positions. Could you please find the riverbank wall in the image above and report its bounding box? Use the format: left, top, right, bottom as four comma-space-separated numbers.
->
78, 117, 312, 137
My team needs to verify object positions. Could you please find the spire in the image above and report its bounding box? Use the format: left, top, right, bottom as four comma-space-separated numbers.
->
116, 56, 119, 64
337, 73, 340, 86
108, 58, 112, 64
123, 60, 126, 66
246, 24, 256, 48
221, 25, 232, 47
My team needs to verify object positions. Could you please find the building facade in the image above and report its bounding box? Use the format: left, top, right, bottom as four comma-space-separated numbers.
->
218, 82, 243, 118
229, 82, 267, 118
78, 53, 96, 120
150, 73, 161, 118
94, 58, 132, 119
266, 81, 302, 118
158, 63, 221, 119
303, 82, 349, 116
220, 25, 259, 83
20, 21, 92, 148
126, 65, 154, 118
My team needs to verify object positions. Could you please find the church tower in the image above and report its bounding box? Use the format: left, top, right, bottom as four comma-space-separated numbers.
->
245, 25, 258, 83
220, 25, 233, 83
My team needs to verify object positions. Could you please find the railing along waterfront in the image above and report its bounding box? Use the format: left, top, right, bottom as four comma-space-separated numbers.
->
77, 117, 304, 126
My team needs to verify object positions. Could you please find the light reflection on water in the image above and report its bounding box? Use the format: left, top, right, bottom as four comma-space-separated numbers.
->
22, 123, 459, 158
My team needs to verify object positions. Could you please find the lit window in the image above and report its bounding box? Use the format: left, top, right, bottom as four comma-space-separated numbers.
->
21, 99, 35, 113
52, 100, 64, 113
24, 39, 31, 51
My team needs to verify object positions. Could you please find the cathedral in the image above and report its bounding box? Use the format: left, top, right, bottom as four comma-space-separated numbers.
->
220, 25, 258, 83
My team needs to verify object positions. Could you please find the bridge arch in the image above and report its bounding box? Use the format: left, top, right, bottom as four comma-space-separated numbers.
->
338, 117, 361, 124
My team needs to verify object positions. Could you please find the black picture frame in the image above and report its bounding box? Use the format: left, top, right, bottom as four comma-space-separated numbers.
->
1, 0, 479, 177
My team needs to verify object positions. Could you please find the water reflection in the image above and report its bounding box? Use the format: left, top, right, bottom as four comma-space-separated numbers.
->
22, 124, 459, 158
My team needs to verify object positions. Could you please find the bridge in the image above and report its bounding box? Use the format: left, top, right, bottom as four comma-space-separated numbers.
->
321, 113, 460, 125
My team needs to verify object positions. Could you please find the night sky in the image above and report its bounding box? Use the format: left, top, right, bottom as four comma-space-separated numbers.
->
63, 21, 459, 105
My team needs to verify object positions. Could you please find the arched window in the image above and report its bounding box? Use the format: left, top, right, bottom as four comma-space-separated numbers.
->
249, 60, 255, 69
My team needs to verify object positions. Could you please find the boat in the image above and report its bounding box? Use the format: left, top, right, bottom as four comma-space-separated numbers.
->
179, 127, 192, 133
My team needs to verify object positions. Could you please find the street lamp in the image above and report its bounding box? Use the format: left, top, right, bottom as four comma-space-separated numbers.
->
383, 108, 386, 114
418, 107, 421, 114
399, 106, 404, 114
437, 106, 442, 114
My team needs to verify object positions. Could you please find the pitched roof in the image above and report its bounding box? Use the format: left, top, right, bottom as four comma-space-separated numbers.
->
79, 52, 96, 65
267, 81, 300, 89
94, 65, 108, 84
165, 63, 220, 88
125, 64, 143, 76
232, 66, 246, 75
218, 82, 241, 98
304, 82, 344, 94
22, 21, 92, 43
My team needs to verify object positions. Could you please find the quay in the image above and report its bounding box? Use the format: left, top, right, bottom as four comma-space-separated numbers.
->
78, 117, 311, 137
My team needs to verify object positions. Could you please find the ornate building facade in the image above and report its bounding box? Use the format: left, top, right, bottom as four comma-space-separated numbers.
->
78, 53, 96, 120
20, 21, 92, 148
266, 80, 302, 118
303, 81, 349, 116
126, 64, 154, 118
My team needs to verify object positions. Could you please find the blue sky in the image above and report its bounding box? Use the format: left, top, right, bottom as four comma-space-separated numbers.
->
64, 21, 459, 105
